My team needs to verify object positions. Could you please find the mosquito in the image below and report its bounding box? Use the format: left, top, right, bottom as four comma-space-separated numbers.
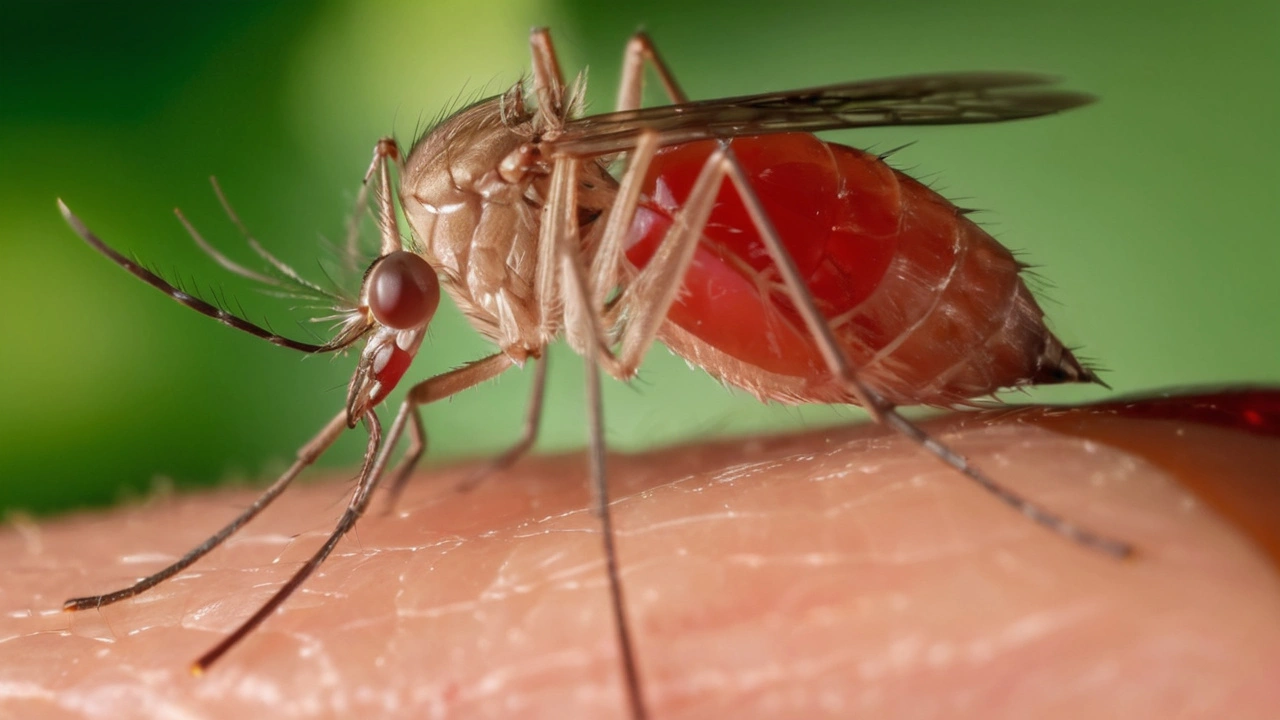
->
59, 27, 1130, 719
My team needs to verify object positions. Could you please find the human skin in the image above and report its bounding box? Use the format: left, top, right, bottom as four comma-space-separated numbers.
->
2, 399, 1278, 719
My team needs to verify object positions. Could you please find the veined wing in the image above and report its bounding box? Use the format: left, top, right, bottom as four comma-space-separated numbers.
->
551, 72, 1091, 157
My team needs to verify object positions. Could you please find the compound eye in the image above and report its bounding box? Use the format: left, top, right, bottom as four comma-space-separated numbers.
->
366, 251, 440, 330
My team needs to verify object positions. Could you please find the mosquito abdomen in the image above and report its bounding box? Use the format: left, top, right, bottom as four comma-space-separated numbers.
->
625, 134, 1095, 407
825, 146, 1097, 405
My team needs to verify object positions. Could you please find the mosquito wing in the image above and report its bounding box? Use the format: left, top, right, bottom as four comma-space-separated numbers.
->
550, 72, 1092, 157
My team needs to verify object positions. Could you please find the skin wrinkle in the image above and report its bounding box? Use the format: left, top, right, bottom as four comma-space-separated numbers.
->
2, 412, 1280, 719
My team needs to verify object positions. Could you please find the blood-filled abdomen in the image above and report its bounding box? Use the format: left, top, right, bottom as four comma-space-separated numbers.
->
624, 134, 1096, 407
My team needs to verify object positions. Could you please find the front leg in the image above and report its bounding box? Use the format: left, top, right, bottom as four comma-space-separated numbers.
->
529, 28, 569, 132
380, 352, 519, 511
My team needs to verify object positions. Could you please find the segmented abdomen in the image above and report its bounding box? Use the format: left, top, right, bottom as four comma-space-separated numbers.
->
625, 133, 1093, 407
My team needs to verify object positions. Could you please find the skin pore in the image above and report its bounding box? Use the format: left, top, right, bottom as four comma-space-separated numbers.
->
2, 402, 1278, 719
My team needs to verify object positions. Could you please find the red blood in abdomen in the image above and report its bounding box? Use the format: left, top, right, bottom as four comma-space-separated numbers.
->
624, 133, 1089, 406
625, 134, 900, 379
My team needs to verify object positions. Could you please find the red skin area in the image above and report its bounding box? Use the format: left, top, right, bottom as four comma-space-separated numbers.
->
626, 134, 1073, 406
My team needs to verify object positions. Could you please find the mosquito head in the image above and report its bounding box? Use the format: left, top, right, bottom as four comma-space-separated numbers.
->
341, 251, 440, 427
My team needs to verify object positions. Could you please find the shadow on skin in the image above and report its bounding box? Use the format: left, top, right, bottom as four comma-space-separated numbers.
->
2, 395, 1279, 719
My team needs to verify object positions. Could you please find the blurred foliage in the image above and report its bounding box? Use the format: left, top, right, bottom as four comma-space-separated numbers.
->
1, 0, 1276, 515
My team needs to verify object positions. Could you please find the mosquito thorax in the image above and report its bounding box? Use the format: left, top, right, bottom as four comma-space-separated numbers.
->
366, 251, 440, 331
395, 90, 556, 353
398, 95, 532, 250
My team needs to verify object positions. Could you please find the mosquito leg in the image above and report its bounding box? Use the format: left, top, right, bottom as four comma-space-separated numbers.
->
616, 31, 689, 111
193, 409, 385, 673
525, 50, 577, 332
543, 132, 680, 386
715, 143, 1133, 558
64, 409, 352, 612
376, 406, 425, 516
581, 33, 686, 301
378, 352, 518, 512
529, 28, 568, 131
588, 130, 660, 314
600, 145, 734, 377
583, 286, 647, 720
343, 138, 404, 268
537, 153, 648, 718
194, 352, 515, 670
544, 158, 611, 359
568, 134, 731, 383
362, 137, 404, 257
454, 354, 550, 493
532, 157, 566, 332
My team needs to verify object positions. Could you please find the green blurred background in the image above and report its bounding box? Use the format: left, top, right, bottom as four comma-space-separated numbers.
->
1, 0, 1276, 515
